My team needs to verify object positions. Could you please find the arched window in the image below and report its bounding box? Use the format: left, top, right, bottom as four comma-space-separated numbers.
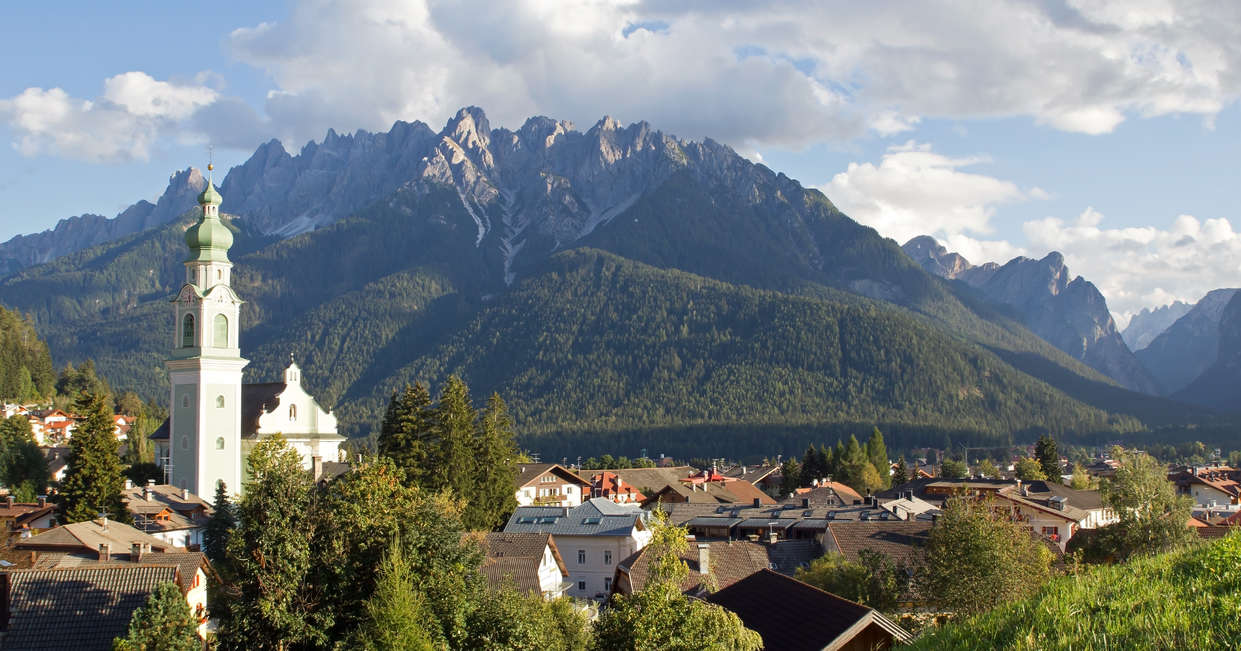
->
216, 269, 223, 281
213, 314, 229, 348
216, 437, 225, 450
181, 395, 190, 409
182, 314, 195, 347
289, 404, 297, 422
216, 395, 225, 408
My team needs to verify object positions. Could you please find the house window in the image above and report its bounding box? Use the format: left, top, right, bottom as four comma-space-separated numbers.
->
216, 395, 225, 408
577, 550, 586, 564
577, 581, 586, 591
216, 437, 225, 450
182, 314, 195, 347
604, 550, 612, 565
540, 475, 555, 483
604, 577, 612, 591
213, 314, 229, 347
1041, 526, 1059, 536
289, 404, 297, 421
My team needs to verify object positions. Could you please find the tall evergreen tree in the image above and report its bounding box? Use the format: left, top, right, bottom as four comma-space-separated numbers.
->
800, 445, 819, 486
467, 393, 518, 530
112, 581, 201, 651
866, 427, 890, 489
59, 391, 127, 523
202, 481, 236, 567
347, 540, 435, 651
428, 376, 477, 497
821, 443, 836, 481
778, 458, 801, 497
1036, 435, 1061, 479
377, 383, 435, 484
216, 434, 320, 650
893, 455, 910, 486
0, 416, 49, 501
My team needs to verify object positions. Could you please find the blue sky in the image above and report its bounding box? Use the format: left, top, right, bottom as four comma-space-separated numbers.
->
2, 0, 1239, 325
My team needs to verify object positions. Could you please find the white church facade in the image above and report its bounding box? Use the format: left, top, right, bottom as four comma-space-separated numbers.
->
151, 170, 343, 497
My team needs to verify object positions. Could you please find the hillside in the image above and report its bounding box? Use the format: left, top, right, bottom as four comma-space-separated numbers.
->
1136, 288, 1240, 395
1173, 291, 1241, 411
0, 306, 56, 401
910, 532, 1241, 650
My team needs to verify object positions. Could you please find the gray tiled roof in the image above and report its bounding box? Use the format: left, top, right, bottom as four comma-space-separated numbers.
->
33, 552, 210, 593
3, 565, 180, 651
504, 498, 645, 537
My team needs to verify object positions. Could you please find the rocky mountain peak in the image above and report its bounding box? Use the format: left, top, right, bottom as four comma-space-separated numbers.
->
901, 235, 972, 279
444, 106, 492, 150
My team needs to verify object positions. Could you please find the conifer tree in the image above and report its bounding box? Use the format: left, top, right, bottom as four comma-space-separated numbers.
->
428, 376, 477, 497
217, 434, 320, 650
821, 443, 836, 480
203, 481, 236, 567
800, 445, 819, 486
59, 391, 127, 523
893, 456, 911, 486
347, 540, 435, 650
467, 393, 518, 530
778, 458, 801, 496
112, 581, 201, 651
1036, 434, 1061, 479
866, 428, 890, 489
0, 415, 49, 501
377, 383, 435, 485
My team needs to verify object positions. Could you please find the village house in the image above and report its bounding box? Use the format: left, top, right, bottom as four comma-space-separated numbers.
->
515, 463, 592, 508
590, 471, 646, 504
41, 447, 69, 484
720, 463, 782, 497
478, 532, 571, 599
578, 466, 697, 497
611, 538, 773, 597
503, 498, 651, 601
1171, 465, 1241, 507
703, 569, 913, 651
0, 496, 57, 540
121, 481, 212, 548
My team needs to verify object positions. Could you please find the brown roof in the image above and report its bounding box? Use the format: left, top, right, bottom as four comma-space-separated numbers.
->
644, 481, 775, 506
2, 565, 181, 651
581, 467, 697, 493
616, 539, 773, 595
33, 551, 211, 593
0, 503, 56, 529
702, 569, 913, 651
241, 382, 287, 438
479, 532, 566, 595
721, 464, 780, 483
15, 518, 173, 555
515, 463, 590, 489
824, 521, 930, 568
793, 482, 864, 506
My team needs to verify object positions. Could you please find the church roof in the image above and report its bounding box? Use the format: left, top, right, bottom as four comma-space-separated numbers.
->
241, 382, 286, 438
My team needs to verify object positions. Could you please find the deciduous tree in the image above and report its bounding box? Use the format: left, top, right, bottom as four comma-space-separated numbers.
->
1101, 447, 1195, 559
1014, 457, 1047, 481
796, 549, 909, 614
0, 416, 48, 501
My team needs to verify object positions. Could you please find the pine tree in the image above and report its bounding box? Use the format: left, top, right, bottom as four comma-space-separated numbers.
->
216, 434, 319, 650
866, 428, 890, 489
821, 443, 836, 481
428, 376, 476, 497
893, 456, 910, 487
778, 458, 801, 497
377, 383, 435, 485
347, 540, 435, 650
1036, 435, 1061, 479
112, 581, 201, 651
59, 391, 127, 523
203, 481, 236, 567
0, 415, 49, 501
467, 393, 518, 530
800, 445, 819, 486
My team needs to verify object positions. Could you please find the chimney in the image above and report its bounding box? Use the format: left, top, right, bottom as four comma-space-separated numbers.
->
697, 543, 710, 575
4, 496, 13, 508
801, 497, 810, 509
753, 498, 762, 508
312, 455, 324, 482
147, 479, 156, 487
181, 487, 189, 500
131, 542, 144, 563
768, 529, 778, 544
98, 543, 111, 562
36, 495, 46, 508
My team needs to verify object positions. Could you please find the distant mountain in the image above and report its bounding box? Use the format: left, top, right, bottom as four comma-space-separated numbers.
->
902, 236, 1161, 395
1136, 288, 1240, 395
1174, 291, 1241, 411
0, 108, 1215, 458
0, 168, 204, 276
1122, 301, 1192, 351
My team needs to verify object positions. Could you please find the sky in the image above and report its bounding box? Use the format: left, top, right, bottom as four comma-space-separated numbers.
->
2, 0, 1239, 327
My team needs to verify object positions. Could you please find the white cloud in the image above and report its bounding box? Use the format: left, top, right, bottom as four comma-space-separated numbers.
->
821, 141, 1036, 245
211, 0, 1241, 150
1021, 208, 1241, 323
0, 72, 217, 162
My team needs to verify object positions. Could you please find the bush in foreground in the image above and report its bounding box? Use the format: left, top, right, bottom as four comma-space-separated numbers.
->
909, 531, 1241, 650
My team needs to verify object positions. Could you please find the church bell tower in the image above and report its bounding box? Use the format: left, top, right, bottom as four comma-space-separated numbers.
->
165, 164, 247, 498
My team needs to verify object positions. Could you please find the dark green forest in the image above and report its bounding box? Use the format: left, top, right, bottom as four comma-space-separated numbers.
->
0, 306, 56, 401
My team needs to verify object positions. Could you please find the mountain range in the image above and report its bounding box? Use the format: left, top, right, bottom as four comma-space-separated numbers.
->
0, 107, 1225, 459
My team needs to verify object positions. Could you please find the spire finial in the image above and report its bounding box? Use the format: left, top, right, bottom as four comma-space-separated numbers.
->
207, 144, 215, 184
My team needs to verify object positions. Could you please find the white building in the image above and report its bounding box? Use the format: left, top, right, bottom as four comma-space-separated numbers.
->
515, 463, 592, 508
152, 175, 343, 496
503, 497, 651, 601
